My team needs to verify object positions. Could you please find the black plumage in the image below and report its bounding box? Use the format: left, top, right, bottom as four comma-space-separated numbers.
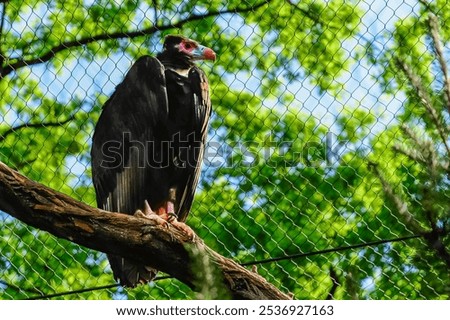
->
91, 35, 215, 287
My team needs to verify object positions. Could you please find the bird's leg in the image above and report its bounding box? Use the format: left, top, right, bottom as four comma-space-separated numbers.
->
134, 200, 168, 227
165, 188, 195, 238
143, 200, 155, 216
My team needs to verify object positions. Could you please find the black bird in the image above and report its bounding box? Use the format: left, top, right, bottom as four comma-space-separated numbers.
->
91, 35, 215, 287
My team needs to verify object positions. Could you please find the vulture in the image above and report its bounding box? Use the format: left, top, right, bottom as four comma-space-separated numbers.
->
91, 35, 216, 287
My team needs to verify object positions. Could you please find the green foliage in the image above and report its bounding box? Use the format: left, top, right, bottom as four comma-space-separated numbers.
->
1, 0, 448, 300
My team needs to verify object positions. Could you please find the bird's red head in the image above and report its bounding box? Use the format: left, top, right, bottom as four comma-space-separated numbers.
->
163, 35, 216, 61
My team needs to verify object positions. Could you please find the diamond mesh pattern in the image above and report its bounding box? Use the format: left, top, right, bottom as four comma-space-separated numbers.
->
0, 0, 448, 300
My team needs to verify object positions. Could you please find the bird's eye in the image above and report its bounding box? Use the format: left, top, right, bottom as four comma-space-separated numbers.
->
184, 43, 192, 49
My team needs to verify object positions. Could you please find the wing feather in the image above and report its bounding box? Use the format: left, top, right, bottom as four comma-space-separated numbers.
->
91, 56, 168, 214
91, 56, 167, 287
176, 66, 212, 222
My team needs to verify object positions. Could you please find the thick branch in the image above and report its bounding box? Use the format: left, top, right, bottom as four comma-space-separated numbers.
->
1, 1, 271, 78
0, 161, 290, 300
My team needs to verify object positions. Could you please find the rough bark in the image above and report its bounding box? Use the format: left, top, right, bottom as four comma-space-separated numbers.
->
0, 161, 291, 300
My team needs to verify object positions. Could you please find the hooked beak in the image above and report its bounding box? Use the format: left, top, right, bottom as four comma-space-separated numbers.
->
192, 44, 216, 61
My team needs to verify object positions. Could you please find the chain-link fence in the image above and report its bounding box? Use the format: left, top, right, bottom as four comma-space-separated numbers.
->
0, 0, 449, 300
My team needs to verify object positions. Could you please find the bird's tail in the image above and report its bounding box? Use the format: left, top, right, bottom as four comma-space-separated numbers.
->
108, 254, 157, 288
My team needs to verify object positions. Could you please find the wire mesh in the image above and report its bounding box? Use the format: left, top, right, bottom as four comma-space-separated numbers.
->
0, 0, 449, 299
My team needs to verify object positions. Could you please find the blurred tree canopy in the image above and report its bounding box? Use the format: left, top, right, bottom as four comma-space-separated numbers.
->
0, 0, 448, 299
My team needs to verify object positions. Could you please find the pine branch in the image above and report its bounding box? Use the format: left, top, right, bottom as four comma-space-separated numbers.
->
0, 1, 271, 78
395, 58, 450, 155
392, 143, 425, 164
367, 161, 427, 234
394, 124, 442, 179
368, 161, 450, 269
0, 161, 291, 300
428, 13, 450, 115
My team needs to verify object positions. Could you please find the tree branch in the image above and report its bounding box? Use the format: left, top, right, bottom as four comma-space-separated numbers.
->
0, 1, 7, 69
0, 114, 76, 143
0, 161, 290, 300
395, 57, 450, 156
367, 161, 428, 234
0, 2, 6, 44
0, 1, 271, 78
368, 161, 450, 269
285, 0, 320, 24
428, 13, 450, 116
325, 266, 339, 300
423, 222, 450, 269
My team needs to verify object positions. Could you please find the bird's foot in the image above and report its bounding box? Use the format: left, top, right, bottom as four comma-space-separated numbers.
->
134, 200, 168, 227
167, 213, 195, 240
